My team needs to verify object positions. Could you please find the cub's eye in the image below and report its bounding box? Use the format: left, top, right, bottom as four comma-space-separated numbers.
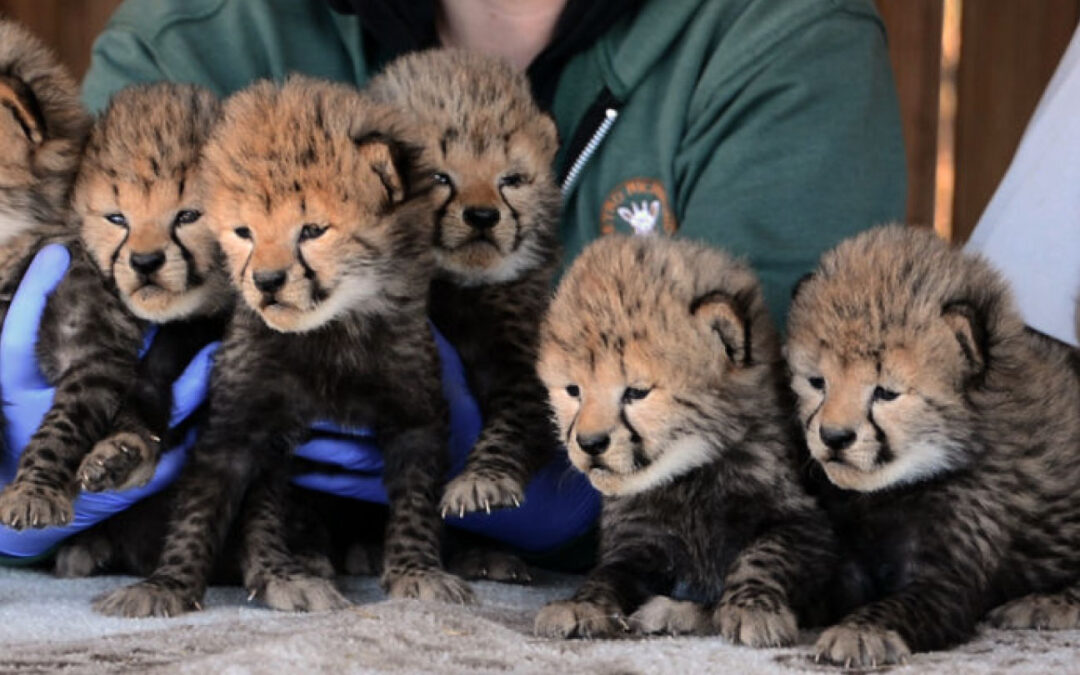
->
499, 173, 525, 188
234, 226, 252, 240
432, 172, 452, 186
174, 210, 201, 226
808, 376, 826, 391
873, 386, 900, 402
565, 384, 580, 398
622, 387, 651, 403
104, 213, 128, 227
299, 224, 327, 242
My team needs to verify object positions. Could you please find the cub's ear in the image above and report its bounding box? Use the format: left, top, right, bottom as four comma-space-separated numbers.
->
0, 75, 46, 145
690, 290, 750, 366
790, 272, 815, 302
942, 300, 987, 374
353, 132, 409, 206
533, 113, 559, 157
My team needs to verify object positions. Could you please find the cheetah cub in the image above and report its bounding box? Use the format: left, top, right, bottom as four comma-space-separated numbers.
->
534, 235, 836, 646
0, 22, 144, 529
787, 225, 1080, 666
368, 49, 561, 518
95, 77, 471, 618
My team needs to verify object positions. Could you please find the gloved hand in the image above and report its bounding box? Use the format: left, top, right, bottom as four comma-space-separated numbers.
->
292, 324, 601, 553
0, 244, 214, 558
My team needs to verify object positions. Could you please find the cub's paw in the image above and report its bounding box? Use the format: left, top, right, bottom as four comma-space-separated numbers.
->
814, 623, 910, 668
987, 593, 1080, 630
382, 568, 475, 604
534, 600, 628, 639
0, 482, 72, 529
449, 548, 532, 584
78, 430, 159, 492
630, 595, 709, 636
54, 535, 112, 578
714, 600, 797, 648
253, 574, 351, 612
440, 470, 524, 517
343, 542, 384, 576
93, 579, 200, 618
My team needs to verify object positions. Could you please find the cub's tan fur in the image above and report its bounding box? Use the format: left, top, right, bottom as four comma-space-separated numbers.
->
0, 19, 88, 278
535, 236, 835, 645
75, 82, 228, 323
787, 225, 1080, 666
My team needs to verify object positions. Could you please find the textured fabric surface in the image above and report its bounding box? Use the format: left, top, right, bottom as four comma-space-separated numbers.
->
1, 566, 1078, 673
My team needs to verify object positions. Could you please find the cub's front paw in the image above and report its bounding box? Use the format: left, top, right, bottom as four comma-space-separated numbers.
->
440, 470, 524, 517
534, 600, 627, 639
382, 568, 475, 604
630, 595, 709, 636
714, 600, 797, 648
814, 623, 910, 667
448, 548, 531, 584
79, 430, 159, 492
0, 482, 72, 529
252, 574, 351, 612
93, 579, 200, 618
988, 593, 1080, 630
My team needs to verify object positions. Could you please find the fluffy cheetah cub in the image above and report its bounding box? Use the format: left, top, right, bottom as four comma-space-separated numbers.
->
71, 82, 228, 493
368, 49, 561, 518
95, 77, 471, 618
787, 225, 1080, 667
534, 235, 836, 646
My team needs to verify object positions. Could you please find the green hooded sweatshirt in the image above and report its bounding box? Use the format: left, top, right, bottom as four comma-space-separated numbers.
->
82, 0, 906, 324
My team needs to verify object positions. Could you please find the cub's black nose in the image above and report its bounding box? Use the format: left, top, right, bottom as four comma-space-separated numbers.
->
577, 432, 611, 456
130, 251, 166, 276
253, 269, 287, 294
463, 206, 500, 230
820, 426, 857, 452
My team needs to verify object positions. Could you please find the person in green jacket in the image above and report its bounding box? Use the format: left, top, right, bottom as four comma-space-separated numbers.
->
0, 0, 905, 563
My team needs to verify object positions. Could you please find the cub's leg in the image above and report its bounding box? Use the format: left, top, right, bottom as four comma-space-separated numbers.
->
535, 519, 669, 639
0, 268, 141, 529
240, 468, 349, 612
714, 514, 835, 648
79, 318, 222, 492
815, 495, 999, 667
439, 331, 550, 518
987, 583, 1080, 630
448, 547, 531, 584
378, 393, 473, 604
54, 529, 115, 578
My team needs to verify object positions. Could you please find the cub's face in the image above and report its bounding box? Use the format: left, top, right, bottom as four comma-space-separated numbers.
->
202, 78, 426, 334
539, 236, 769, 497
210, 174, 404, 333
75, 83, 225, 322
786, 327, 974, 492
77, 177, 223, 321
427, 118, 559, 284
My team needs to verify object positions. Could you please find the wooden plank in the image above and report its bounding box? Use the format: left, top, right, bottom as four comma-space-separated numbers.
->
952, 0, 1080, 242
876, 0, 944, 228
0, 0, 121, 79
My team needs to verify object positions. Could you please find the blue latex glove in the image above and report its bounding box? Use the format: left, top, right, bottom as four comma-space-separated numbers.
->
293, 325, 601, 553
0, 244, 214, 558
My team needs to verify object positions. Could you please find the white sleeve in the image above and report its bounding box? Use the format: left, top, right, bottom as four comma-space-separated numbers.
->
965, 26, 1080, 347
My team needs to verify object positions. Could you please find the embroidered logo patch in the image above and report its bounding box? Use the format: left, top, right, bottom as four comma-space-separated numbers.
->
601, 178, 676, 236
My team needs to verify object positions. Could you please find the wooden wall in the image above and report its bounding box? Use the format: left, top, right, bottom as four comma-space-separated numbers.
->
3, 0, 1079, 242
0, 0, 122, 79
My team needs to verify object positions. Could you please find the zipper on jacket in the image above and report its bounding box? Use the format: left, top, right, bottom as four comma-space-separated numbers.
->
559, 88, 622, 198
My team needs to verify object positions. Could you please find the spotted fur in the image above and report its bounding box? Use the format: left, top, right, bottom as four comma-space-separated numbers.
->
787, 225, 1080, 666
533, 235, 836, 646
93, 77, 471, 617
368, 49, 561, 519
